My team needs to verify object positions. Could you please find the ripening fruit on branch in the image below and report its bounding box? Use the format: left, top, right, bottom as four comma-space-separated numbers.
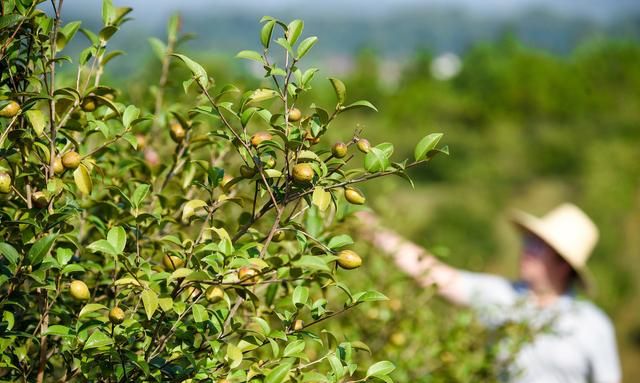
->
304, 131, 320, 145
170, 122, 186, 143
163, 254, 184, 270
272, 229, 286, 242
69, 280, 90, 301
109, 307, 125, 324
220, 174, 233, 189
331, 142, 348, 158
251, 131, 272, 147
293, 319, 304, 331
287, 107, 302, 122
205, 286, 225, 303
81, 96, 97, 112
292, 163, 314, 183
52, 156, 65, 174
0, 100, 20, 118
238, 267, 260, 285
344, 187, 365, 205
32, 191, 48, 208
0, 172, 11, 193
337, 249, 362, 269
61, 151, 81, 169
356, 138, 371, 153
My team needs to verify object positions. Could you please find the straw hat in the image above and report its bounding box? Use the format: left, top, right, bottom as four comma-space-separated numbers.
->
510, 203, 599, 292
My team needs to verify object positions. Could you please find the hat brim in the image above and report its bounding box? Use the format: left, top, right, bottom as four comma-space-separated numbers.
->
510, 209, 594, 295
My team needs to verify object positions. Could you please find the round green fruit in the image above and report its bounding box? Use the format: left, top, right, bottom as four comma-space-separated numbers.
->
251, 131, 272, 147
272, 229, 286, 242
81, 97, 97, 112
0, 172, 12, 194
163, 254, 184, 270
61, 151, 81, 169
337, 250, 362, 270
331, 142, 348, 158
0, 101, 20, 118
287, 108, 302, 122
238, 267, 260, 285
205, 286, 225, 303
70, 280, 90, 301
170, 122, 186, 143
292, 163, 314, 183
356, 139, 371, 153
344, 188, 365, 205
52, 156, 65, 174
32, 191, 49, 208
109, 307, 125, 324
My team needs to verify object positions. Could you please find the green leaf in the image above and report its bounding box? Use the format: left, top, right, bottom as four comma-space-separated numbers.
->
293, 256, 330, 272
327, 235, 354, 250
78, 303, 108, 318
25, 109, 47, 136
286, 19, 304, 45
158, 297, 173, 312
414, 133, 443, 161
364, 147, 390, 173
102, 0, 115, 25
236, 50, 264, 64
87, 239, 116, 255
311, 187, 331, 212
329, 78, 346, 104
226, 343, 243, 368
292, 285, 309, 307
296, 36, 317, 59
122, 105, 139, 129
328, 354, 345, 379
265, 361, 293, 383
56, 248, 73, 266
261, 19, 276, 48
45, 325, 72, 336
73, 164, 93, 195
131, 183, 150, 208
182, 199, 208, 222
341, 100, 378, 112
171, 53, 209, 89
366, 361, 396, 378
376, 142, 394, 158
192, 303, 208, 323
2, 311, 14, 331
28, 235, 56, 265
247, 89, 279, 104
0, 242, 19, 266
141, 289, 158, 320
353, 290, 388, 303
148, 37, 166, 60
84, 330, 113, 350
283, 340, 305, 357
107, 226, 126, 254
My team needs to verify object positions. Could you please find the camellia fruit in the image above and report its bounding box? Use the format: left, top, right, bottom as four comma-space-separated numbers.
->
69, 280, 90, 301
61, 151, 81, 169
304, 131, 320, 145
356, 138, 371, 153
331, 142, 348, 158
238, 267, 260, 285
31, 191, 48, 208
344, 187, 365, 205
272, 229, 285, 242
292, 163, 314, 183
109, 307, 125, 324
250, 131, 272, 147
205, 286, 225, 303
81, 96, 97, 112
0, 172, 11, 193
52, 156, 65, 174
0, 100, 20, 118
293, 319, 304, 331
287, 107, 302, 122
170, 122, 186, 143
163, 254, 184, 270
337, 249, 362, 270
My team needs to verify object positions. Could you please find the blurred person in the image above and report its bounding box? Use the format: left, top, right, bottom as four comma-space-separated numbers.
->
357, 203, 621, 383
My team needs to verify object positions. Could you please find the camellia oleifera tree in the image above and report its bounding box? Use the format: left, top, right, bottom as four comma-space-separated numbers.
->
0, 1, 448, 381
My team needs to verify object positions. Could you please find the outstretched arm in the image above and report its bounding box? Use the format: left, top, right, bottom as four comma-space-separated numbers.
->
356, 211, 469, 305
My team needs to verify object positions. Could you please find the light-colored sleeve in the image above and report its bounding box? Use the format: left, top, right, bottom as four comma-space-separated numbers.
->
457, 271, 517, 308
587, 311, 622, 383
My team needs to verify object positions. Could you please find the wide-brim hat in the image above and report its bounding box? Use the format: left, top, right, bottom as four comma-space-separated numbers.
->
510, 203, 599, 293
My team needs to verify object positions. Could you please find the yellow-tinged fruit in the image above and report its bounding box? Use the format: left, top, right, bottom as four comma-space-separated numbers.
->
163, 254, 184, 270
293, 319, 304, 331
304, 131, 320, 145
70, 280, 90, 301
250, 131, 272, 147
356, 138, 371, 153
52, 156, 65, 174
32, 191, 48, 208
0, 101, 20, 118
272, 229, 285, 242
238, 267, 260, 285
205, 286, 225, 303
61, 151, 81, 169
292, 163, 314, 183
170, 122, 186, 143
331, 142, 348, 158
344, 188, 365, 205
109, 307, 125, 324
287, 108, 302, 122
0, 172, 11, 194
240, 165, 256, 178
81, 97, 97, 112
337, 249, 362, 270
220, 174, 234, 188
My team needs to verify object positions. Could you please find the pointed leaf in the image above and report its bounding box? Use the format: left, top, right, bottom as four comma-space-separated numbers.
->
366, 361, 396, 378
261, 19, 276, 48
286, 19, 304, 45
107, 226, 126, 254
0, 242, 19, 266
28, 234, 56, 265
296, 36, 317, 59
73, 164, 92, 195
341, 100, 378, 112
192, 303, 208, 323
25, 109, 47, 136
236, 50, 264, 64
87, 239, 116, 255
329, 78, 346, 104
414, 133, 443, 161
312, 187, 331, 211
265, 361, 293, 383
78, 303, 108, 318
182, 199, 208, 222
84, 330, 113, 350
141, 289, 158, 320
171, 53, 209, 89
